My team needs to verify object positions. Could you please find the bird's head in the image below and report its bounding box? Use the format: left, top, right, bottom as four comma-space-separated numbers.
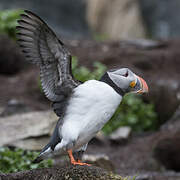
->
100, 68, 148, 96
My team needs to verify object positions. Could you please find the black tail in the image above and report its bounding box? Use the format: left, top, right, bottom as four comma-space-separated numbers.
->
32, 119, 62, 164
32, 155, 44, 163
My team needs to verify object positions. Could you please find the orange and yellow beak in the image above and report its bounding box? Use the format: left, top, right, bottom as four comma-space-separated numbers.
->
136, 76, 149, 94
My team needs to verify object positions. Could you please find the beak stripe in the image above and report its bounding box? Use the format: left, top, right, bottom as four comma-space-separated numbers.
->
137, 76, 149, 94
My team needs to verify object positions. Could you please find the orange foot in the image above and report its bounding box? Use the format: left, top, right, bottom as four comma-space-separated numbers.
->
72, 160, 91, 166
67, 149, 91, 166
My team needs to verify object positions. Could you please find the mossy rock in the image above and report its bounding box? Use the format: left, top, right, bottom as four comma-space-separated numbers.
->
0, 165, 126, 180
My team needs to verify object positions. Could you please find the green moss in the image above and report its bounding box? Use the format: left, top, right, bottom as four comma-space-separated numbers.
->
0, 147, 53, 173
0, 9, 23, 39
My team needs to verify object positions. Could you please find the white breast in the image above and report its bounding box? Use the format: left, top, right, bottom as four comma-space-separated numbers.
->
60, 80, 122, 148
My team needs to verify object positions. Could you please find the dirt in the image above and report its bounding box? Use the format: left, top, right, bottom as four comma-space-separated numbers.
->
0, 65, 53, 112
0, 165, 122, 180
1, 38, 180, 179
1, 38, 180, 113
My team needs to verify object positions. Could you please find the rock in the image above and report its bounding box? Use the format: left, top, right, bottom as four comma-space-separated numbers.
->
135, 174, 150, 180
90, 131, 107, 145
0, 99, 32, 117
121, 39, 165, 50
109, 126, 131, 144
154, 137, 180, 171
140, 0, 180, 39
0, 111, 57, 150
95, 131, 106, 142
10, 136, 49, 150
87, 0, 146, 40
148, 79, 180, 125
0, 35, 25, 75
0, 165, 124, 180
82, 154, 114, 172
0, 107, 4, 114
153, 106, 180, 171
161, 105, 180, 131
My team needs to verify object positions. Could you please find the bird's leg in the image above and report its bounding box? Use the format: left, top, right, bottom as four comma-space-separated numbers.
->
73, 150, 84, 162
67, 149, 91, 166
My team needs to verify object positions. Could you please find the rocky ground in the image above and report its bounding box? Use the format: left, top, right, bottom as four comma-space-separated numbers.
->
0, 165, 124, 180
0, 36, 180, 179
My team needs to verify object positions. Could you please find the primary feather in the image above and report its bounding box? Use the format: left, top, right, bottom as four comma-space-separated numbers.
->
17, 10, 80, 103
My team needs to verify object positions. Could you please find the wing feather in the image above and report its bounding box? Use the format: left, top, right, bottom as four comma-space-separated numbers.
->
16, 10, 80, 102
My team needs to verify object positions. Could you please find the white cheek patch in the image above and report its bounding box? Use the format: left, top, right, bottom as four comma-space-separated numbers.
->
107, 72, 128, 89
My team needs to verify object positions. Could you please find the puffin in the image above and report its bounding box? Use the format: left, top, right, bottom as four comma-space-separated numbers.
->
16, 10, 148, 166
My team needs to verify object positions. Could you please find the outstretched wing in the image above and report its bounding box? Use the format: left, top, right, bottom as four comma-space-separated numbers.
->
16, 10, 80, 102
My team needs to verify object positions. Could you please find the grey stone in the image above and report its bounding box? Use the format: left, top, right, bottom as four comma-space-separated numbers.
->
140, 0, 180, 39
87, 0, 146, 40
94, 131, 106, 142
0, 107, 4, 115
109, 126, 131, 144
0, 99, 31, 117
0, 111, 57, 150
82, 154, 115, 172
135, 174, 150, 180
153, 106, 180, 172
0, 35, 25, 75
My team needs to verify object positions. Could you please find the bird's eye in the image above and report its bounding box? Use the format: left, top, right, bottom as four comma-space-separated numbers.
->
123, 71, 128, 77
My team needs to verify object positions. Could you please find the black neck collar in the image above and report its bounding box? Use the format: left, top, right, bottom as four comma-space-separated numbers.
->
100, 72, 125, 96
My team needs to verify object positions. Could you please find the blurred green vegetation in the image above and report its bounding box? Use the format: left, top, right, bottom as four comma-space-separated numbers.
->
0, 9, 23, 39
72, 56, 107, 81
0, 147, 52, 173
0, 9, 53, 174
93, 33, 109, 42
103, 94, 157, 134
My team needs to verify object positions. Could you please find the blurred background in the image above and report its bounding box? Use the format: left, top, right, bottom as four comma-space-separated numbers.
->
0, 0, 180, 179
1, 0, 180, 40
